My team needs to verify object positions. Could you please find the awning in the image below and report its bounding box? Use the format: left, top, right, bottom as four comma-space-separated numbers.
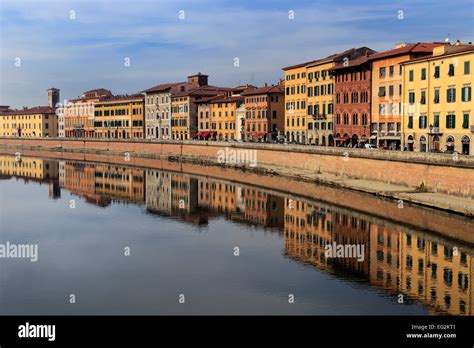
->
200, 131, 210, 137
359, 138, 368, 142
379, 136, 401, 140
195, 132, 203, 137
335, 137, 348, 141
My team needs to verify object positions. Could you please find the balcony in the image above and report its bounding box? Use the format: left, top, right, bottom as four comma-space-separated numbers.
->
428, 127, 442, 134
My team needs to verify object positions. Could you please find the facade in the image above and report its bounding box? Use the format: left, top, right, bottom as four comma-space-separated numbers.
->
401, 43, 473, 155
306, 59, 335, 146
171, 76, 227, 140
143, 82, 193, 140
332, 49, 376, 147
94, 94, 144, 139
235, 104, 246, 141
64, 88, 112, 138
369, 43, 443, 150
0, 106, 58, 137
209, 86, 253, 141
241, 83, 285, 142
282, 63, 307, 143
282, 47, 374, 145
196, 95, 222, 140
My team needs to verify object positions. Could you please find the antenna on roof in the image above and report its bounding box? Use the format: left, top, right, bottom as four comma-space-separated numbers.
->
444, 34, 450, 43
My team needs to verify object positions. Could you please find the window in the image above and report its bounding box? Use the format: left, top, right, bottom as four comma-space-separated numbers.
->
409, 92, 415, 104
434, 66, 440, 78
447, 88, 456, 103
434, 89, 440, 104
461, 86, 471, 102
378, 87, 386, 97
462, 114, 469, 129
389, 66, 394, 76
448, 63, 455, 76
420, 90, 426, 104
408, 115, 413, 129
421, 68, 426, 80
446, 114, 456, 129
379, 67, 386, 78
434, 114, 439, 127
464, 61, 470, 74
409, 70, 414, 81
419, 115, 427, 129
389, 85, 394, 97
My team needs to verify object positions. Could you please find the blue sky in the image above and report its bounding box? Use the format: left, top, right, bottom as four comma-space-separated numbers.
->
0, 0, 473, 108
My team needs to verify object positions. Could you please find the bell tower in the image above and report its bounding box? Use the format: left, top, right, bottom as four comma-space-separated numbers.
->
47, 87, 60, 108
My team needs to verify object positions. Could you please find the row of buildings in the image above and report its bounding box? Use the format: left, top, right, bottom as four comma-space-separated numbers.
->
1, 155, 473, 315
0, 41, 472, 154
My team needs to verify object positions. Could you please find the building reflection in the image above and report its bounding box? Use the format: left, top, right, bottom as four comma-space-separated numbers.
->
1, 154, 472, 315
0, 155, 60, 199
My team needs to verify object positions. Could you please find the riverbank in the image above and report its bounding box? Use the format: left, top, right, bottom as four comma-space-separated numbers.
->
1, 137, 473, 216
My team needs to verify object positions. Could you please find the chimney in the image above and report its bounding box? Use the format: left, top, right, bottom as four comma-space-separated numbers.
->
264, 82, 268, 87
454, 39, 461, 46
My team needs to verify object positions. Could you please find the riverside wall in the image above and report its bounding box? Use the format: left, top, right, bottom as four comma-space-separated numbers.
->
1, 137, 473, 198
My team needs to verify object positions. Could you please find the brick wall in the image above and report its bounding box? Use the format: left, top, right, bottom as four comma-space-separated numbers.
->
1, 137, 473, 197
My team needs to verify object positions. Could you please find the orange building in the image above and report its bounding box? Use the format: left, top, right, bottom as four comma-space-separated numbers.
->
209, 86, 254, 141
241, 83, 285, 142
369, 43, 443, 149
65, 88, 112, 138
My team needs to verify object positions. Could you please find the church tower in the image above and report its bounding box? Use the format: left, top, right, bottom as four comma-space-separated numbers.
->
47, 87, 60, 108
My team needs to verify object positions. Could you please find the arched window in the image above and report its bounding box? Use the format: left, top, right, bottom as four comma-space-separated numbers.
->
352, 113, 358, 125
336, 113, 341, 124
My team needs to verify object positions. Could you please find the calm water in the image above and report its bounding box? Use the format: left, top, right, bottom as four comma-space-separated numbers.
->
0, 154, 472, 315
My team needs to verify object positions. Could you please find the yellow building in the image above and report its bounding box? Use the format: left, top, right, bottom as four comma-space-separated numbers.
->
401, 43, 473, 155
306, 59, 335, 145
0, 155, 58, 180
282, 64, 307, 143
370, 43, 442, 150
209, 86, 252, 141
171, 85, 229, 140
0, 106, 58, 137
94, 94, 144, 139
282, 48, 373, 145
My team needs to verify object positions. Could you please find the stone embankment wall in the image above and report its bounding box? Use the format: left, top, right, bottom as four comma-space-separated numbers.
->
1, 137, 473, 198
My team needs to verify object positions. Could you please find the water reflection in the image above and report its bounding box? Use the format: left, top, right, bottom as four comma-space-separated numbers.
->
0, 154, 472, 315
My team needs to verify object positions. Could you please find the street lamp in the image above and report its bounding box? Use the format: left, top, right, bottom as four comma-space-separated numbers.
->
429, 124, 433, 152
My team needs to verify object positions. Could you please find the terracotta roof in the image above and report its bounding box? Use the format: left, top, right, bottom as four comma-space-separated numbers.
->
241, 84, 284, 96
283, 47, 374, 70
171, 85, 229, 98
195, 95, 226, 104
368, 42, 445, 61
1, 106, 56, 115
401, 44, 474, 65
208, 95, 244, 104
142, 82, 184, 93
331, 53, 374, 71
97, 94, 144, 103
83, 88, 112, 95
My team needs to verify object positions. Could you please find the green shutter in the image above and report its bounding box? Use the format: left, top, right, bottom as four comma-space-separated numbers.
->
463, 114, 469, 129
